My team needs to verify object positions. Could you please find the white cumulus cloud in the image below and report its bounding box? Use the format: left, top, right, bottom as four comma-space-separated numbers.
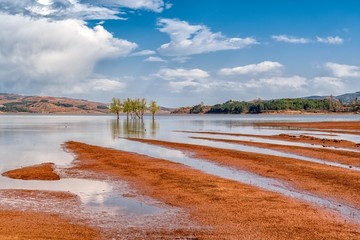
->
0, 0, 167, 20
168, 80, 201, 92
0, 0, 122, 20
157, 18, 257, 56
144, 56, 166, 62
310, 77, 345, 95
89, 78, 126, 92
155, 68, 210, 93
0, 13, 137, 95
59, 77, 126, 94
218, 61, 283, 76
131, 50, 156, 56
89, 0, 166, 12
155, 68, 210, 80
272, 35, 310, 44
324, 62, 360, 78
273, 35, 344, 45
316, 36, 343, 45
245, 76, 308, 90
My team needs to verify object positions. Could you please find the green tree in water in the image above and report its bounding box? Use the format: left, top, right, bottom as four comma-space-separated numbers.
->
149, 100, 161, 120
123, 98, 132, 119
109, 97, 122, 120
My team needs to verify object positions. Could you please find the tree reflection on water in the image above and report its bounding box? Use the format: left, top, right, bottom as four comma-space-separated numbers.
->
110, 119, 159, 139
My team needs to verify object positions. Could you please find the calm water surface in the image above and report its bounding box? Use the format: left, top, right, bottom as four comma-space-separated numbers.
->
1, 114, 360, 220
1, 114, 359, 169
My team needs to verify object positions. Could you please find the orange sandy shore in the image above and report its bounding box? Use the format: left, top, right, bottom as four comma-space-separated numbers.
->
2, 163, 60, 180
179, 130, 360, 150
185, 132, 360, 167
1, 120, 360, 239
0, 190, 99, 240
132, 137, 360, 210
64, 141, 360, 240
0, 210, 99, 240
254, 121, 360, 135
255, 121, 360, 130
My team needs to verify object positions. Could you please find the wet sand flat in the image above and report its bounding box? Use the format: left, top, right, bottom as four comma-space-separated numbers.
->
1, 120, 360, 239
0, 190, 99, 240
0, 210, 99, 240
133, 137, 360, 210
255, 121, 360, 130
179, 130, 360, 150
189, 135, 360, 167
2, 163, 60, 180
64, 141, 360, 240
254, 121, 360, 135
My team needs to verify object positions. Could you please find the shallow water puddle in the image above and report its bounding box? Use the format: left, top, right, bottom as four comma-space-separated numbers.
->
169, 134, 360, 172
177, 130, 360, 151
0, 176, 162, 216
115, 138, 360, 224
85, 192, 162, 216
249, 125, 360, 143
187, 135, 360, 171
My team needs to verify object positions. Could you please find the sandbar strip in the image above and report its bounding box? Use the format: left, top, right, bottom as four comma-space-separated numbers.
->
189, 135, 360, 168
131, 138, 360, 210
2, 162, 60, 180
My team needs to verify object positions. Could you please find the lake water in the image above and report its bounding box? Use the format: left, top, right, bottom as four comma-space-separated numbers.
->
1, 114, 359, 170
1, 114, 360, 223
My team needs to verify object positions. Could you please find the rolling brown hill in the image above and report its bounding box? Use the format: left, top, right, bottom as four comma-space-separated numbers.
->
0, 93, 109, 114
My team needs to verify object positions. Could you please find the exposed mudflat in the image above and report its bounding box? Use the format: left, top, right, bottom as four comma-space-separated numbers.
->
0, 190, 99, 240
180, 130, 360, 150
2, 163, 60, 180
63, 141, 360, 240
131, 137, 360, 210
188, 134, 360, 167
1, 120, 360, 239
254, 121, 360, 135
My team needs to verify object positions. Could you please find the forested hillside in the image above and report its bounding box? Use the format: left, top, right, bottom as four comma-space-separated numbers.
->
172, 95, 360, 114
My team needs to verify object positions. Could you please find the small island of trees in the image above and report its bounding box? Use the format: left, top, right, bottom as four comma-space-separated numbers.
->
109, 97, 161, 120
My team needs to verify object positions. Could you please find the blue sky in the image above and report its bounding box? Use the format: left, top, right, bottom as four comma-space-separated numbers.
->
0, 0, 359, 107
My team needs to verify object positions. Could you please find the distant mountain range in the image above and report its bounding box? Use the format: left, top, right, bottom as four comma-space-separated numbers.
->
304, 92, 360, 104
0, 93, 108, 114
0, 93, 173, 114
1, 91, 360, 114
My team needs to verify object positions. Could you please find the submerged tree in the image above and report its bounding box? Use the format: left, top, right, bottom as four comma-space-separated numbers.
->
132, 98, 140, 119
110, 97, 161, 120
149, 100, 160, 120
123, 98, 132, 119
129, 98, 146, 120
109, 97, 122, 120
139, 98, 147, 120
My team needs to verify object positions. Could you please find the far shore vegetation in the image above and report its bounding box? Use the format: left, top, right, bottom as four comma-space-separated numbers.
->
172, 96, 360, 114
2, 92, 360, 115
